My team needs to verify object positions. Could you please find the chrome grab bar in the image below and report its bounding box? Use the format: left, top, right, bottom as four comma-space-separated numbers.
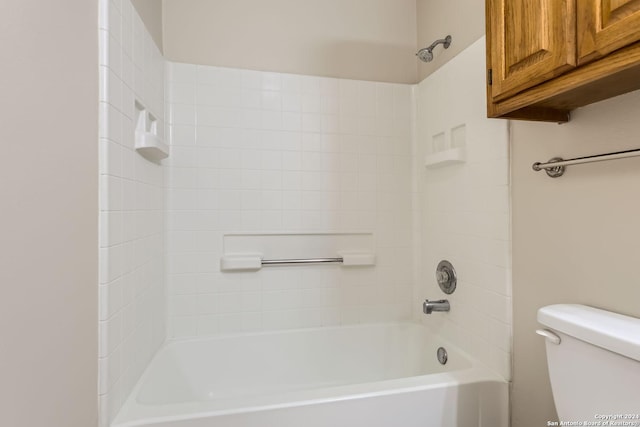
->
261, 257, 343, 266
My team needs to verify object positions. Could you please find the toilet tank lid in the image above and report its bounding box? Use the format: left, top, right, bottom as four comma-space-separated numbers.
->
538, 304, 640, 362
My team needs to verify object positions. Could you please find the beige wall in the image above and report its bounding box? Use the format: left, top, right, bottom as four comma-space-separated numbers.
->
511, 91, 640, 426
416, 0, 485, 81
0, 1, 98, 427
132, 0, 164, 52
162, 0, 418, 83
132, 0, 488, 84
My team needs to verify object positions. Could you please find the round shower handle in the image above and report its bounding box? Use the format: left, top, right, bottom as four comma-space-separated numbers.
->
436, 270, 450, 285
435, 260, 457, 294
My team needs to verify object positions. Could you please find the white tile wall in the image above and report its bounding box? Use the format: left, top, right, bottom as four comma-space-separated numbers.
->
165, 63, 415, 337
414, 37, 512, 380
98, 0, 166, 425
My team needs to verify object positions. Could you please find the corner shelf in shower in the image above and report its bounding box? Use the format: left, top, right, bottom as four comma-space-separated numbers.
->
136, 131, 169, 162
424, 147, 466, 169
134, 100, 169, 162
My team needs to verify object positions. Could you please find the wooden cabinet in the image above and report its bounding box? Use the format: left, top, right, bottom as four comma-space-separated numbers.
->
489, 0, 576, 101
486, 0, 640, 122
578, 0, 640, 64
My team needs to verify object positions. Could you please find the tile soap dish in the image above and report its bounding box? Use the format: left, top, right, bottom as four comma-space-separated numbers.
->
135, 100, 168, 162
136, 131, 169, 162
424, 124, 466, 169
424, 147, 466, 168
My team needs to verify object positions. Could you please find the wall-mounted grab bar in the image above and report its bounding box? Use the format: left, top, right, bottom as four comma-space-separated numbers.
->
220, 253, 375, 271
532, 147, 640, 178
261, 257, 343, 266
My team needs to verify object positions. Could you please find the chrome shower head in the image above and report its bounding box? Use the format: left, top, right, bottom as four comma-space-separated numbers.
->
416, 48, 433, 63
416, 35, 452, 63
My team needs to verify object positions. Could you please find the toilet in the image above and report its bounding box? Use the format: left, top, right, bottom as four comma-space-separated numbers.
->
537, 304, 640, 421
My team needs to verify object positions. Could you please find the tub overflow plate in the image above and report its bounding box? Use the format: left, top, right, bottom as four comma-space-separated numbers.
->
437, 347, 448, 365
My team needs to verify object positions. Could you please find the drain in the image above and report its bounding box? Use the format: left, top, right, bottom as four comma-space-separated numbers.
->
437, 347, 448, 365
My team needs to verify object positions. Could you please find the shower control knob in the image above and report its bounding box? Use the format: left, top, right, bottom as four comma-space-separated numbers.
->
436, 270, 450, 285
435, 260, 457, 294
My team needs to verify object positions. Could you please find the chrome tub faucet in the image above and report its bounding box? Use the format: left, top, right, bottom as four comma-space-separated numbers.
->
423, 299, 450, 314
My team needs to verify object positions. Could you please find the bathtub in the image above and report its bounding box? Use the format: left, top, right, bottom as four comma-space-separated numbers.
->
113, 322, 508, 427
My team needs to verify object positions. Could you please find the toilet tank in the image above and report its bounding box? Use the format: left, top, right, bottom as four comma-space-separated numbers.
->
537, 304, 640, 423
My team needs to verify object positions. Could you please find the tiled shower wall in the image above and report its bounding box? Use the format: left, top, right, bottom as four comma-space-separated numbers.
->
414, 37, 512, 379
98, 0, 166, 424
165, 63, 415, 337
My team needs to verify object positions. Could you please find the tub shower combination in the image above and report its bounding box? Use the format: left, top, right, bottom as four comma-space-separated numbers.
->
100, 2, 511, 421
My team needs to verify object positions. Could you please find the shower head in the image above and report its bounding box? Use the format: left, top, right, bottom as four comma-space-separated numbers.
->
416, 48, 433, 63
416, 35, 452, 63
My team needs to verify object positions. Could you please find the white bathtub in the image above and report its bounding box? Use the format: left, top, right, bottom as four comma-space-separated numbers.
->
113, 323, 508, 427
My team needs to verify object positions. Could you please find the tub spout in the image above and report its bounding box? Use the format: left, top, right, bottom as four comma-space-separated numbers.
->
423, 299, 450, 314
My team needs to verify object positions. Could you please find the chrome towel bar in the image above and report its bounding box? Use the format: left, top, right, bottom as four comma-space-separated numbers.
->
532, 147, 640, 178
261, 257, 343, 266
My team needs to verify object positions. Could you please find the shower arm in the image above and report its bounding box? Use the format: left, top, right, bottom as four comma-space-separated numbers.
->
426, 35, 452, 53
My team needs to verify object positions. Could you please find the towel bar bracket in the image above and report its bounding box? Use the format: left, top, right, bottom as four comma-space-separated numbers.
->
532, 157, 565, 178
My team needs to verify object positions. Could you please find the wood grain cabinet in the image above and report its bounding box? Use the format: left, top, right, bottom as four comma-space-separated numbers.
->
578, 0, 640, 64
486, 0, 640, 122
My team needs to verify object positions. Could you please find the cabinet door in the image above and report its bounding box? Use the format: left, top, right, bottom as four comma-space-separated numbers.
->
578, 0, 640, 64
489, 0, 576, 101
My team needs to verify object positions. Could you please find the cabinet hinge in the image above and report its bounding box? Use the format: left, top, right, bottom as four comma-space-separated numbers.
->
488, 69, 493, 86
